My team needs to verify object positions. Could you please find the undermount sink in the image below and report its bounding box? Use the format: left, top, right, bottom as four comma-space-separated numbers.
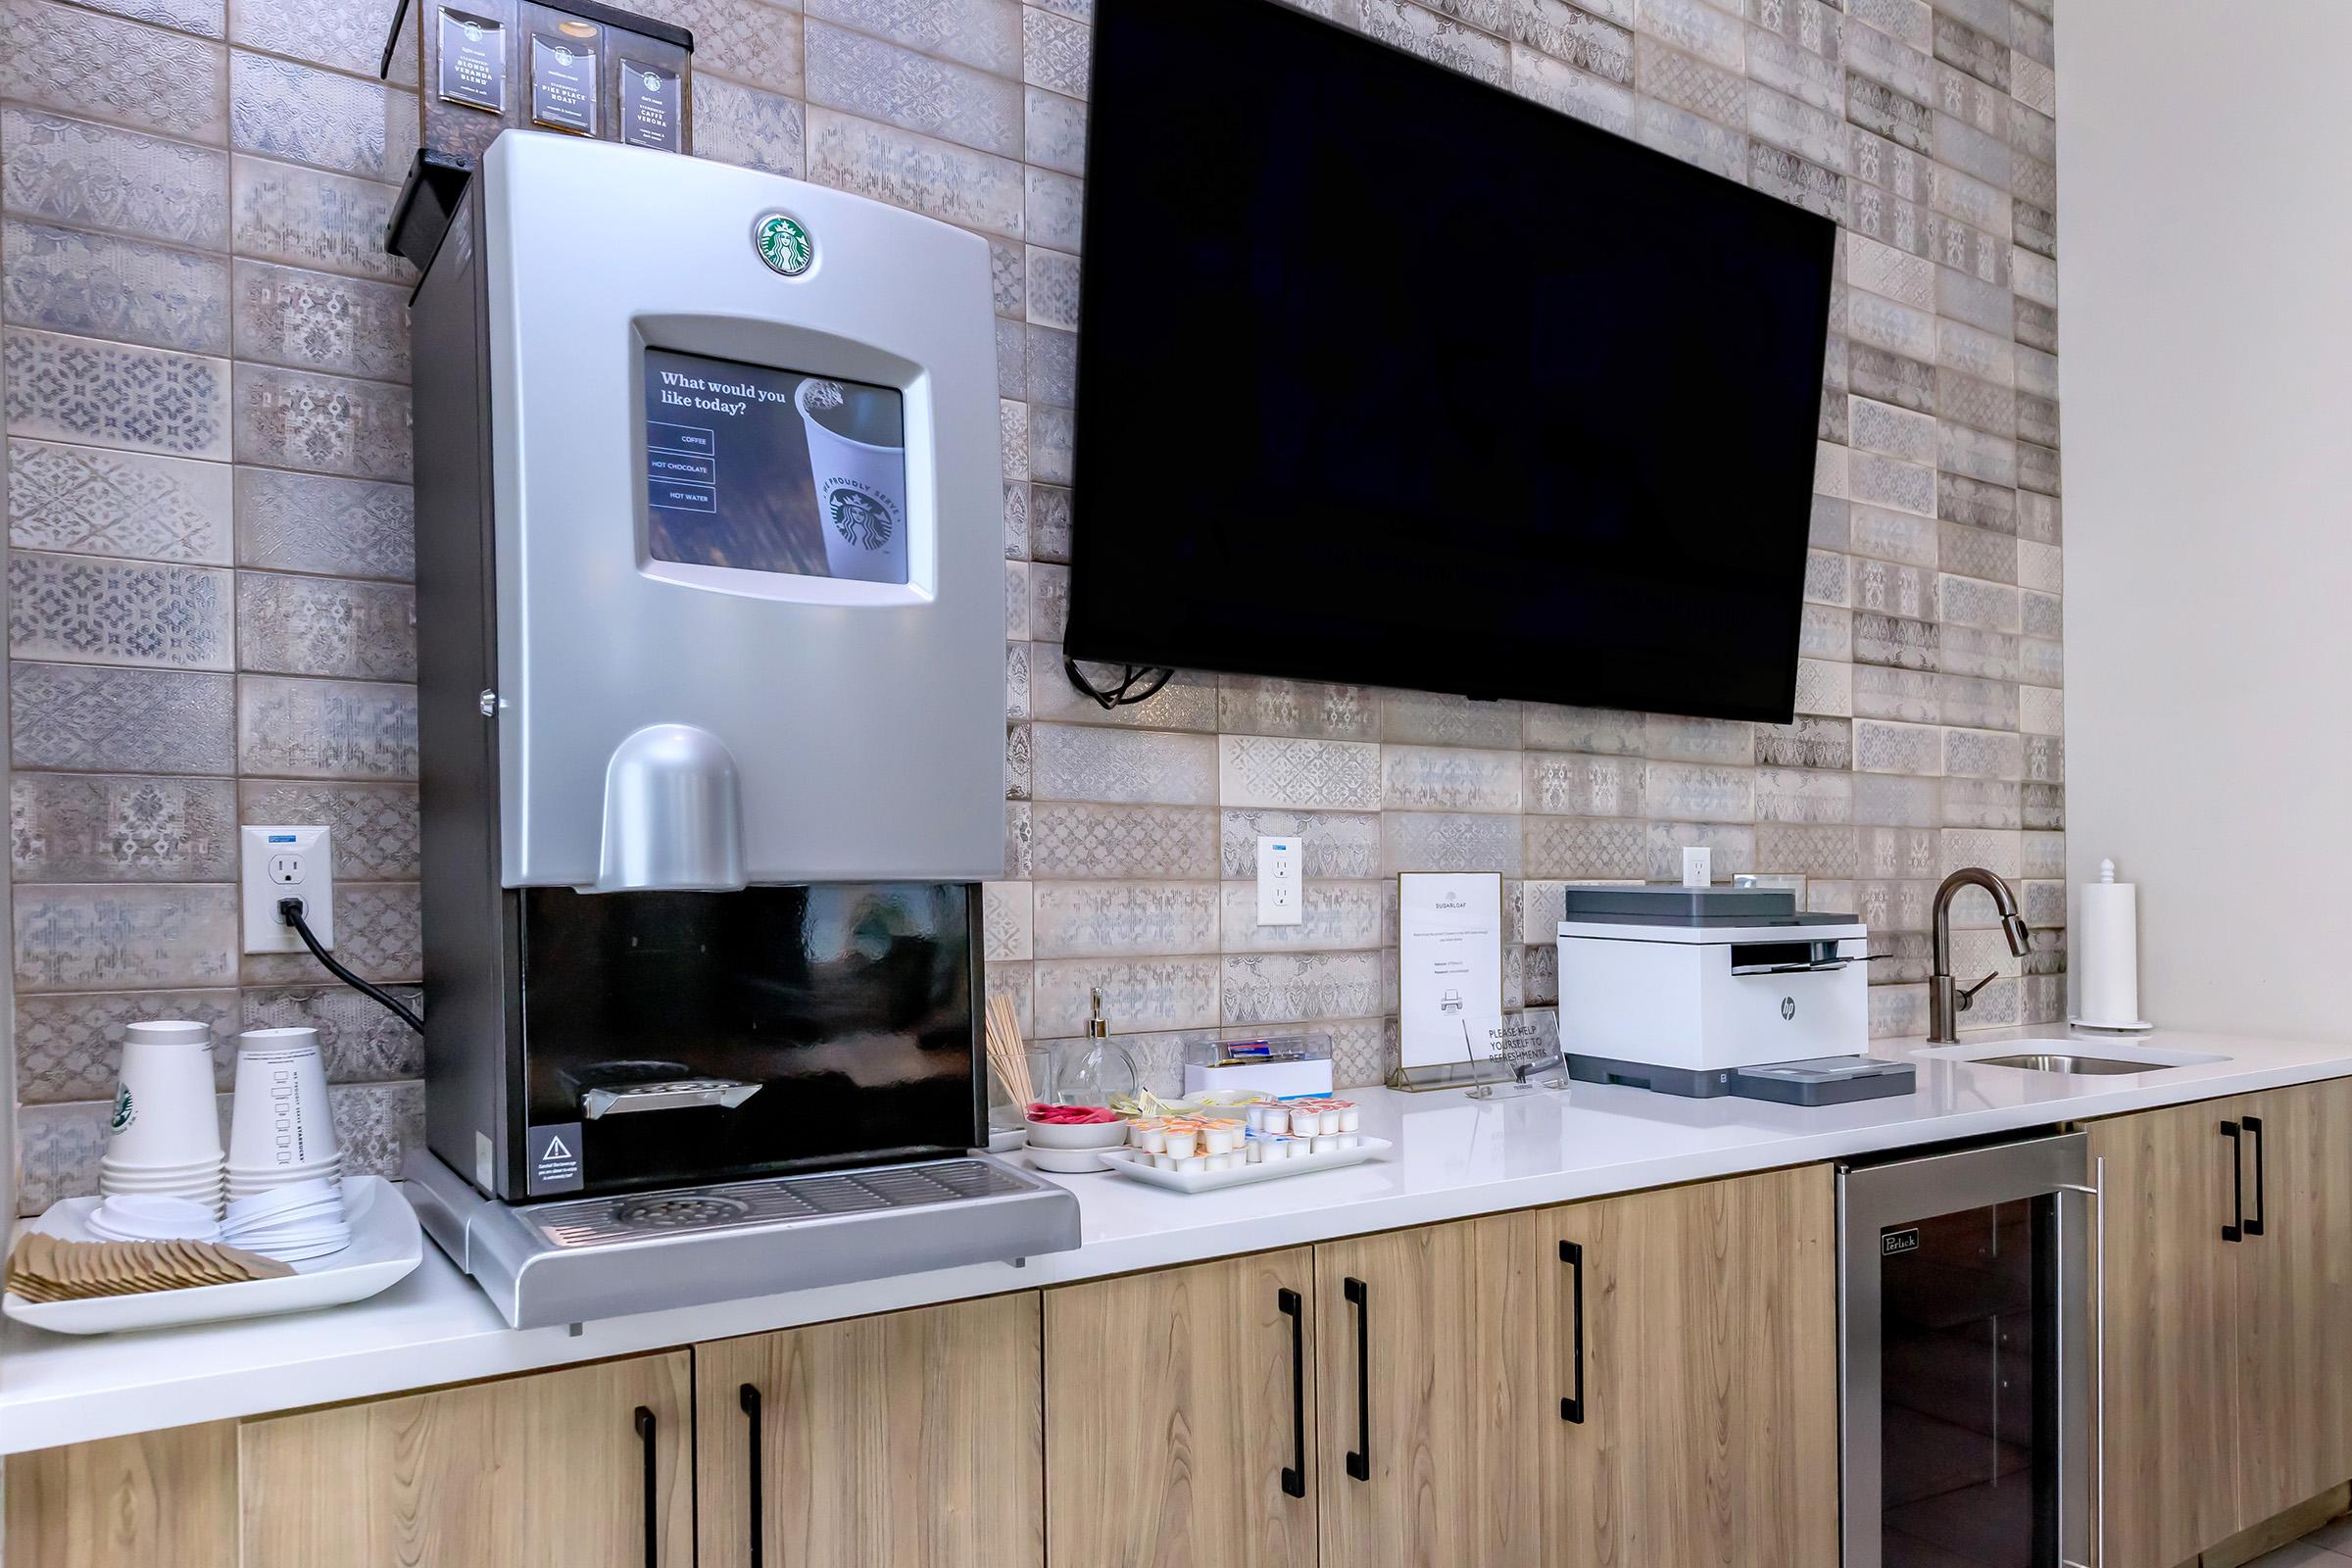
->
1970, 1052, 2165, 1076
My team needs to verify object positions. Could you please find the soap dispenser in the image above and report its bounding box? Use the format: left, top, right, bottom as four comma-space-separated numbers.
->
1060, 988, 1138, 1107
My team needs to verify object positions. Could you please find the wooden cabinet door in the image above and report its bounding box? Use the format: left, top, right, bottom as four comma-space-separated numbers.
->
1047, 1250, 1317, 1568
698, 1293, 1042, 1568
240, 1350, 693, 1568
2090, 1098, 2245, 1568
6, 1422, 238, 1568
1314, 1215, 1547, 1568
1545, 1163, 1838, 1568
2231, 1077, 2352, 1526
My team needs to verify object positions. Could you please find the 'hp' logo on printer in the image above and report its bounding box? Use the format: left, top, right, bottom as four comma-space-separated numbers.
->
1781, 997, 1797, 1020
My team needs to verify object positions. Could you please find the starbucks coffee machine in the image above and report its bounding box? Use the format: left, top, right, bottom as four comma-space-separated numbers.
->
390, 120, 1075, 1326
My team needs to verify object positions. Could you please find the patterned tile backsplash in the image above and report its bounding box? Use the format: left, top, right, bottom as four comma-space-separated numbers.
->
3, 0, 2064, 1210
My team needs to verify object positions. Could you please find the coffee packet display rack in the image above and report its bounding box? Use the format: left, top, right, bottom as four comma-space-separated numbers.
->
379, 0, 694, 270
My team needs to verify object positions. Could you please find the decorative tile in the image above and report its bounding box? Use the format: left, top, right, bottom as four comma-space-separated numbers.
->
1005, 722, 1031, 799
10, 661, 234, 772
1941, 776, 2020, 830
1643, 760, 1754, 821
229, 52, 416, 183
235, 466, 413, 579
230, 155, 412, 285
232, 260, 410, 382
1028, 246, 1081, 331
1755, 823, 1858, 878
15, 1098, 111, 1213
1646, 713, 1752, 764
1220, 879, 1386, 953
1220, 735, 1382, 810
1032, 653, 1219, 731
1639, 32, 1743, 128
661, 0, 805, 94
231, 0, 410, 76
1645, 821, 1752, 880
1218, 676, 1380, 741
237, 674, 418, 780
807, 107, 1026, 241
1755, 766, 1852, 825
12, 773, 236, 881
0, 107, 228, 250
1380, 691, 1519, 748
1524, 752, 1645, 817
1219, 808, 1381, 881
243, 983, 424, 1083
1000, 398, 1028, 480
232, 363, 411, 480
1222, 951, 1386, 1027
693, 74, 808, 178
1031, 724, 1216, 805
1858, 825, 1939, 880
806, 19, 1021, 157
1004, 800, 1032, 878
1031, 881, 1219, 958
1035, 956, 1218, 1036
1024, 85, 1088, 176
1359, 0, 1509, 86
984, 958, 1033, 1039
235, 570, 416, 681
8, 438, 232, 564
328, 1079, 424, 1181
14, 881, 239, 993
4, 327, 229, 459
1002, 480, 1030, 557
1635, 0, 1744, 69
8, 550, 232, 669
981, 881, 1031, 961
1026, 324, 1076, 408
1636, 98, 1747, 179
1522, 814, 1642, 882
242, 880, 418, 983
1382, 745, 1521, 812
1022, 3, 1090, 96
990, 236, 1026, 317
1004, 642, 1028, 719
12, 988, 239, 1103
2020, 684, 2063, 737
1939, 572, 2020, 633
1389, 809, 1524, 876
0, 0, 228, 140
807, 0, 1022, 75
1855, 717, 1942, 775
1032, 801, 1218, 879
238, 780, 419, 879
1755, 715, 1853, 769
1509, 43, 1636, 133
3, 218, 229, 356
1024, 166, 1083, 253
1030, 405, 1074, 485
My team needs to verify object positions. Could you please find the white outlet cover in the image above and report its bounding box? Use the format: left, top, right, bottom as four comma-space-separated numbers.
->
1256, 835, 1304, 926
242, 825, 334, 954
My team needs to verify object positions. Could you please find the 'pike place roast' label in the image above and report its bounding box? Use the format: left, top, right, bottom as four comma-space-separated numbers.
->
436, 7, 506, 112
619, 60, 680, 151
529, 30, 598, 134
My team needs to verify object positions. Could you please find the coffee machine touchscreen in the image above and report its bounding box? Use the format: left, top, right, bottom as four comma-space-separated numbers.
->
642, 347, 908, 583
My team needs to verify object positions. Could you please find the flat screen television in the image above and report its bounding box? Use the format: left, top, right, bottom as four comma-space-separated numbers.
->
1063, 0, 1838, 724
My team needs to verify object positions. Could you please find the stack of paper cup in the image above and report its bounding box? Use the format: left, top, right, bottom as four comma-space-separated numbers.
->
226, 1028, 342, 1200
99, 1020, 227, 1213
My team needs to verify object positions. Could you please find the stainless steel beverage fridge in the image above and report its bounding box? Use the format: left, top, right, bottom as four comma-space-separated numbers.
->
1839, 1132, 2102, 1568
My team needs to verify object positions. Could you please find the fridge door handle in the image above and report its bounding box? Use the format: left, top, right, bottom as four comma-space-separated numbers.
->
2057, 1163, 2108, 1568
2221, 1120, 2243, 1242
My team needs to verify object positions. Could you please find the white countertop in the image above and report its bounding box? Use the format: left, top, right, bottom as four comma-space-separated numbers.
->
8, 1023, 2349, 1454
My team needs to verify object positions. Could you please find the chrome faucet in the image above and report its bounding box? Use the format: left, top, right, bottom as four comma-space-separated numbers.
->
1929, 867, 2034, 1043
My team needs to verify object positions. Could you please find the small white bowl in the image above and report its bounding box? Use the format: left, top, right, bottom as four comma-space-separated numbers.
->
1022, 1113, 1130, 1151
1024, 1145, 1116, 1174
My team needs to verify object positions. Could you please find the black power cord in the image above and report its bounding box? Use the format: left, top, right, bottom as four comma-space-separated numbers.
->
277, 897, 424, 1035
1063, 655, 1175, 710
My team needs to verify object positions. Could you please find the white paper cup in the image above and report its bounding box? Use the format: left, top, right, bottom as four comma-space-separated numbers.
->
228, 1029, 339, 1174
797, 378, 908, 584
106, 1021, 224, 1169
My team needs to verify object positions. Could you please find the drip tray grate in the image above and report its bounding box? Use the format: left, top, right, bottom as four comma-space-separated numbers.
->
529, 1157, 1038, 1249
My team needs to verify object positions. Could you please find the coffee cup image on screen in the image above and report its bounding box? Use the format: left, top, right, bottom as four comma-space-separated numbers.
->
642, 348, 908, 583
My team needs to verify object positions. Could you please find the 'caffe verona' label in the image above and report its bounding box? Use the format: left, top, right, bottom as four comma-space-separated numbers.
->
619, 60, 681, 152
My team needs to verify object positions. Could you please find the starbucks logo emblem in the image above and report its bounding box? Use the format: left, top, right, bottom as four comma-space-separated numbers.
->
754, 212, 814, 277
554, 44, 572, 63
111, 1085, 135, 1133
642, 70, 660, 89
462, 20, 480, 38
826, 479, 900, 552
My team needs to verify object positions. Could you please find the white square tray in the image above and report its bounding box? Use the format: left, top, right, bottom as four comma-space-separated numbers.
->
1098, 1137, 1391, 1194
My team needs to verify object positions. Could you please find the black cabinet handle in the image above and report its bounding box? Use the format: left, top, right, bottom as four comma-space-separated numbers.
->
1559, 1240, 1587, 1424
2243, 1114, 2268, 1237
634, 1406, 660, 1568
1344, 1276, 1370, 1481
2221, 1120, 2243, 1243
739, 1384, 765, 1568
1278, 1288, 1306, 1498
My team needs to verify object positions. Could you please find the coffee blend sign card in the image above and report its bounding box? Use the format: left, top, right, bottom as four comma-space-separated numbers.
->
437, 7, 506, 112
529, 30, 598, 133
619, 60, 681, 151
641, 348, 909, 584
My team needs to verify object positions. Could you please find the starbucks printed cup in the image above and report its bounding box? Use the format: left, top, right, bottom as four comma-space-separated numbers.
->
796, 378, 909, 584
227, 1028, 340, 1180
104, 1020, 225, 1170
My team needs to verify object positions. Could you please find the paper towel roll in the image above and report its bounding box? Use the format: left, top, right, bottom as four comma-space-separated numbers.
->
2075, 858, 2146, 1027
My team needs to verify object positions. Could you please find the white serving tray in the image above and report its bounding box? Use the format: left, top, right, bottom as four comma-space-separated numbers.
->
3, 1176, 422, 1336
1099, 1137, 1391, 1194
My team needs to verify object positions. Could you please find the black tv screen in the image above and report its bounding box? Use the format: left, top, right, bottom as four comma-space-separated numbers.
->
1063, 0, 1838, 723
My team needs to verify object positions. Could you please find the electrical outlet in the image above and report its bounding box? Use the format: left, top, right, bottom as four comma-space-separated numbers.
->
242, 825, 334, 954
1256, 835, 1303, 926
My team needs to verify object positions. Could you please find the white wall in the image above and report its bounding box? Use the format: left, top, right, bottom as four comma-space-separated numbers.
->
2059, 1, 2352, 1038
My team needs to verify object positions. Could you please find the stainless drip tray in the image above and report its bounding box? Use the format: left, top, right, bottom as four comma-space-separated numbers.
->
530, 1160, 1040, 1249
406, 1151, 1080, 1328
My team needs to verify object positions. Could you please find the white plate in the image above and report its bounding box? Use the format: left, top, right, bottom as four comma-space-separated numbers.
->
4, 1176, 421, 1336
1099, 1136, 1391, 1193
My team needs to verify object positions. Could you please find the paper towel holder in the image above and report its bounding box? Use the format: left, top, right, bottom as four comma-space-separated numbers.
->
2070, 857, 2155, 1034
